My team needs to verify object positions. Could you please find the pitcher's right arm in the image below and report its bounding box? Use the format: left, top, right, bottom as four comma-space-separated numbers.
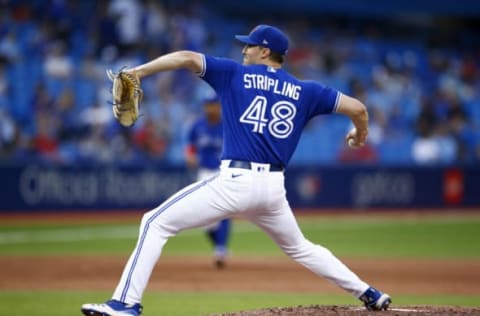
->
336, 94, 369, 148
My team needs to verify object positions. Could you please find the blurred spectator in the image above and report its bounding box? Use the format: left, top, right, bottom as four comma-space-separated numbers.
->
108, 129, 143, 165
0, 108, 18, 158
0, 0, 478, 167
31, 83, 55, 113
55, 88, 82, 141
411, 99, 442, 164
78, 124, 114, 164
366, 106, 386, 147
40, 0, 74, 42
108, 0, 143, 51
94, 1, 120, 56
0, 29, 20, 63
434, 124, 458, 164
387, 104, 412, 137
144, 1, 168, 47
411, 136, 440, 165
43, 41, 73, 79
448, 104, 478, 163
80, 102, 112, 127
0, 63, 9, 108
133, 118, 169, 162
32, 111, 59, 162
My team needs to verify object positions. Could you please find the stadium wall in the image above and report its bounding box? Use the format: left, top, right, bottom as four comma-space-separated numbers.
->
0, 165, 478, 212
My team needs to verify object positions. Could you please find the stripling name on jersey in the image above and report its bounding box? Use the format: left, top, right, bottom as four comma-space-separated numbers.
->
243, 74, 302, 101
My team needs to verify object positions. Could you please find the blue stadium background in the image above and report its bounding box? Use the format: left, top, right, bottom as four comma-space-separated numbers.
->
1, 0, 480, 212
1, 0, 479, 168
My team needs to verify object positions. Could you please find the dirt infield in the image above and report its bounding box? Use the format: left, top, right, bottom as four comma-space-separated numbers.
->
1, 256, 480, 295
1, 255, 480, 315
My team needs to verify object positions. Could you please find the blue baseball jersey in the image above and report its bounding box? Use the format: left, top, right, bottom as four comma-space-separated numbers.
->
187, 117, 223, 170
199, 55, 340, 167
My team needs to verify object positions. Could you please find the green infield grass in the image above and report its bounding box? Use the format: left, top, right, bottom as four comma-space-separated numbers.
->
1, 290, 479, 316
0, 214, 479, 258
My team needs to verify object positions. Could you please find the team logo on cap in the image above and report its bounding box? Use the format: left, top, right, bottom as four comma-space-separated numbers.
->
262, 39, 269, 45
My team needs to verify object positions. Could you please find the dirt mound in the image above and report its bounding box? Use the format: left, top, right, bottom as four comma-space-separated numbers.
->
211, 305, 480, 316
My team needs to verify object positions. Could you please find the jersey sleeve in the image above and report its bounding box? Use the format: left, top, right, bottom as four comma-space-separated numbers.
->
307, 81, 341, 116
198, 54, 238, 93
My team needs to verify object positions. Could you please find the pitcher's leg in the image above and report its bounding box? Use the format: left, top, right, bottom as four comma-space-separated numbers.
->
113, 176, 228, 304
248, 206, 369, 298
210, 218, 230, 268
112, 208, 167, 304
214, 219, 230, 255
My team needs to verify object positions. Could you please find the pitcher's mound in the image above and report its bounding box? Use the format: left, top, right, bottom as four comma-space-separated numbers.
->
212, 305, 480, 316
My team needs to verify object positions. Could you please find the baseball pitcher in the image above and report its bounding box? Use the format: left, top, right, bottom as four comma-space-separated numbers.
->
82, 24, 391, 316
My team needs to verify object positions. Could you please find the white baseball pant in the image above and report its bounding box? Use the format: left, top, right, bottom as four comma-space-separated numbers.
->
197, 167, 221, 232
112, 160, 370, 304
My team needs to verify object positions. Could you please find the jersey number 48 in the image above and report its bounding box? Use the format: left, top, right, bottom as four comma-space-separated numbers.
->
239, 96, 297, 139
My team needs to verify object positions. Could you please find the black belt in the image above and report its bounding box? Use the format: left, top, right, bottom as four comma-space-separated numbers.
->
228, 160, 284, 172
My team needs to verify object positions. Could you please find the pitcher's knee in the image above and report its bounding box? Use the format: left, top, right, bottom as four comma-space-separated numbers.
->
281, 239, 313, 256
140, 210, 178, 238
282, 239, 331, 259
140, 209, 156, 228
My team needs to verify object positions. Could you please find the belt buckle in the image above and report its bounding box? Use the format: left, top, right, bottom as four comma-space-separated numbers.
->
256, 166, 266, 172
229, 160, 250, 169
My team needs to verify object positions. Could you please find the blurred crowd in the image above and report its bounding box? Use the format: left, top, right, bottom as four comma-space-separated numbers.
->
0, 0, 479, 167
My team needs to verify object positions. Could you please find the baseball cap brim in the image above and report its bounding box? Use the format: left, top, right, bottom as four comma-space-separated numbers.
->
235, 35, 259, 46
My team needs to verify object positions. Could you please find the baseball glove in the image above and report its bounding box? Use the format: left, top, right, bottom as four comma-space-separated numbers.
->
106, 68, 143, 127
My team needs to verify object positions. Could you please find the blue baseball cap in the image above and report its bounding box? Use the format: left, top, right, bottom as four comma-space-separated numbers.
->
235, 24, 289, 55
